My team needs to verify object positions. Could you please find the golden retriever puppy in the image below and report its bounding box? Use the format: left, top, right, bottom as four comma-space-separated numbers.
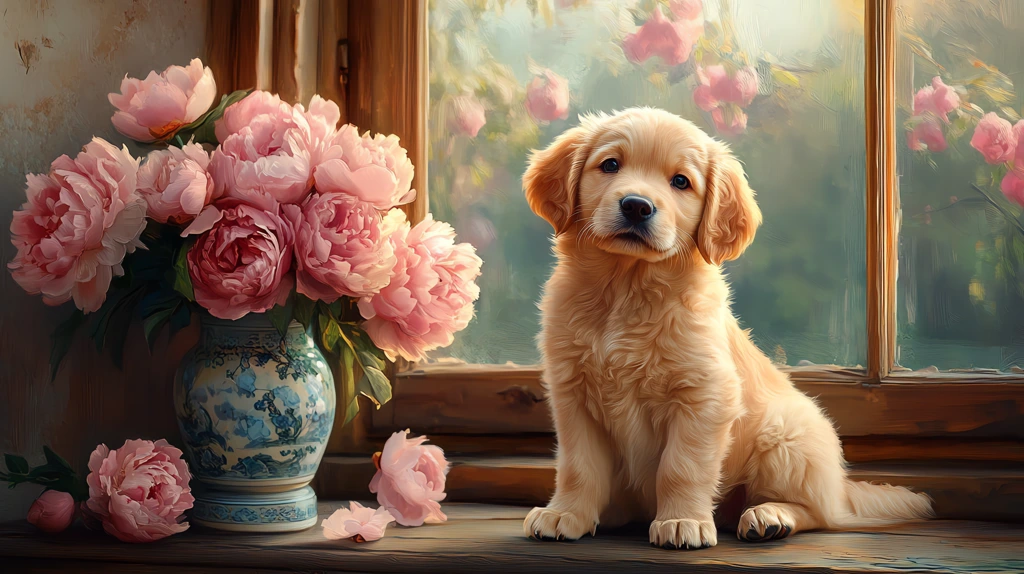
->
522, 108, 932, 549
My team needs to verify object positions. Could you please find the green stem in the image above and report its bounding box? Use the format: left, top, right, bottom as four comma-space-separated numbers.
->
969, 183, 1024, 237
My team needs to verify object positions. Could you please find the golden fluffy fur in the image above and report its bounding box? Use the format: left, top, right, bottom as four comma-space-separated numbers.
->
522, 108, 932, 549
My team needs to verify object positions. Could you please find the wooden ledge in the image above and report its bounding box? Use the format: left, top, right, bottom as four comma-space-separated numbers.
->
315, 455, 1024, 522
3, 502, 1023, 573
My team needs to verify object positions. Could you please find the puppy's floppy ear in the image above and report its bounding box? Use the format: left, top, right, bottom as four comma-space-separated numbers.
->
698, 142, 762, 265
523, 123, 591, 235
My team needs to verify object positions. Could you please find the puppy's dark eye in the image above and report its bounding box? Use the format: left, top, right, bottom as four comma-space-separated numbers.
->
600, 158, 620, 173
671, 174, 690, 190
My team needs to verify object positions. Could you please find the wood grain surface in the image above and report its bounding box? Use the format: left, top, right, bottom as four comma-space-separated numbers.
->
1, 502, 1022, 573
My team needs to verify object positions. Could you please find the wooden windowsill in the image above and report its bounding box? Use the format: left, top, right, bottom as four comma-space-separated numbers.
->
2, 502, 1022, 573
314, 455, 1024, 523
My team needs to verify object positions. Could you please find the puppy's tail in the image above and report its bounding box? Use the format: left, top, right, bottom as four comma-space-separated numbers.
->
828, 479, 934, 528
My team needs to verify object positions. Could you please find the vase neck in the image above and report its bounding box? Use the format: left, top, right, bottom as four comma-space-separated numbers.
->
199, 314, 307, 346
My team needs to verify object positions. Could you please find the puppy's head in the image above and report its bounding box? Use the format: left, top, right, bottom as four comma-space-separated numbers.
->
523, 108, 761, 265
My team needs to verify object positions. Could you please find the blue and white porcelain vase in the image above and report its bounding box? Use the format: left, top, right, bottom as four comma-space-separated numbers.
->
174, 314, 336, 532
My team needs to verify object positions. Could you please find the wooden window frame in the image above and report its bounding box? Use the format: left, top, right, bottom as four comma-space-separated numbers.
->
360, 0, 1024, 456
213, 0, 1024, 461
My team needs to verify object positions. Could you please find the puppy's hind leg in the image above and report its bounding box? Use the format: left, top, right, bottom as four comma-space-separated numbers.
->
737, 502, 819, 541
738, 393, 843, 542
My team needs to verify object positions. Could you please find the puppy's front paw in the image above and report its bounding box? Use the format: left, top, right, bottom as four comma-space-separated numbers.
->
649, 518, 717, 550
524, 507, 597, 541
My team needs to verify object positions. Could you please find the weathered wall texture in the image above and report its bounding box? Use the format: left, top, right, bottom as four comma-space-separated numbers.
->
0, 0, 208, 521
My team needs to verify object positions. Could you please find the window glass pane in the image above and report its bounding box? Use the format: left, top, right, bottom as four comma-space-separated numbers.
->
428, 0, 866, 367
896, 1, 1024, 372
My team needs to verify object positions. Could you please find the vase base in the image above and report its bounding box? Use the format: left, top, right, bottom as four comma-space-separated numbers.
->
190, 485, 319, 533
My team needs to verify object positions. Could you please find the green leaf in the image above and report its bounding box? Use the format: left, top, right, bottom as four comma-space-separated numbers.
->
168, 301, 192, 337
140, 290, 184, 350
357, 365, 392, 408
294, 295, 317, 329
336, 322, 392, 409
340, 344, 360, 425
50, 309, 86, 382
106, 288, 146, 369
4, 454, 29, 475
267, 292, 295, 337
89, 285, 144, 368
174, 89, 254, 145
42, 446, 73, 474
771, 67, 800, 88
173, 238, 196, 301
143, 308, 174, 350
318, 314, 343, 353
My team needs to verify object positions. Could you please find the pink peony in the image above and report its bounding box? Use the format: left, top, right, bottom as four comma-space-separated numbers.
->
85, 439, 193, 543
214, 90, 292, 142
711, 107, 748, 136
907, 119, 947, 152
1002, 171, 1024, 207
8, 138, 146, 313
913, 76, 960, 122
283, 193, 397, 301
358, 212, 482, 362
210, 95, 341, 210
322, 501, 395, 542
711, 65, 758, 107
525, 70, 570, 122
970, 112, 1016, 164
108, 58, 216, 143
27, 490, 76, 534
369, 431, 449, 527
182, 202, 295, 320
314, 126, 417, 210
1012, 120, 1024, 175
670, 0, 703, 20
697, 64, 758, 108
447, 95, 487, 138
138, 143, 217, 224
623, 5, 702, 67
693, 84, 717, 112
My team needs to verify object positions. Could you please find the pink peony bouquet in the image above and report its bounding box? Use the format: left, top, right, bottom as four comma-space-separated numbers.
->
8, 59, 483, 415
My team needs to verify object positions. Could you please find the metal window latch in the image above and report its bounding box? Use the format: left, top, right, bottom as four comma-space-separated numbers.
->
338, 39, 349, 94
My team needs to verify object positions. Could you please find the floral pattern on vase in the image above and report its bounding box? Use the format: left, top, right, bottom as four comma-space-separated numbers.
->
174, 315, 335, 532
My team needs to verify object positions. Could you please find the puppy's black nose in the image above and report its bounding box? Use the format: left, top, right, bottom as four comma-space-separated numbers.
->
620, 195, 655, 224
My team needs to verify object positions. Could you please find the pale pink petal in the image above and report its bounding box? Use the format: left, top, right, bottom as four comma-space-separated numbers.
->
314, 160, 400, 209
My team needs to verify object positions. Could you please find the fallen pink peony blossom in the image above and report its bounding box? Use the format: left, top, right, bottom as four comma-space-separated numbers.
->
27, 490, 76, 534
322, 501, 396, 542
369, 430, 449, 527
85, 439, 193, 543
